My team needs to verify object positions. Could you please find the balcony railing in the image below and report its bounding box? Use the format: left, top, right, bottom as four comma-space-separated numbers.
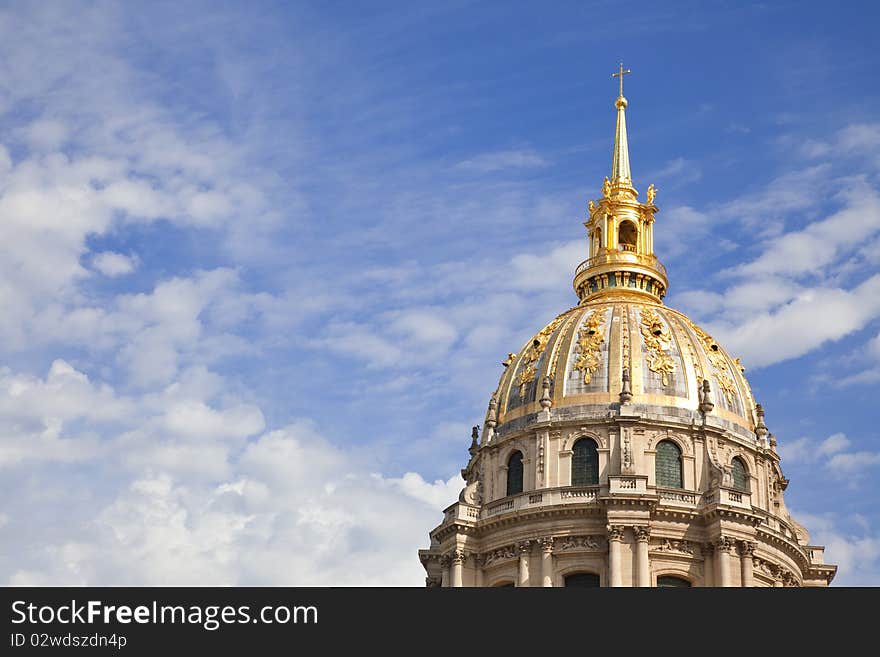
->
656, 488, 698, 505
481, 486, 601, 520
574, 252, 667, 279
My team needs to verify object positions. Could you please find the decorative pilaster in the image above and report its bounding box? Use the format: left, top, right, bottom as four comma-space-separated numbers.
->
440, 554, 451, 588
714, 537, 735, 587
474, 554, 485, 587
451, 550, 466, 588
540, 536, 555, 587
517, 541, 532, 587
634, 526, 650, 587
607, 525, 625, 587
739, 541, 756, 587
621, 427, 635, 475
702, 542, 715, 587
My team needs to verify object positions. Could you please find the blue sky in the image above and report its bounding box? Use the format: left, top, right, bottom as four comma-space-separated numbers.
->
0, 0, 878, 585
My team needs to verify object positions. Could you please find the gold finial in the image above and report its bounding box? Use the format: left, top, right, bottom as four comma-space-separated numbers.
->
612, 62, 631, 98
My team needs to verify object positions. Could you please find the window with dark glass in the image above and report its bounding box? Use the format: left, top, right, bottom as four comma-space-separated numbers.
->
657, 575, 691, 587
506, 451, 524, 496
564, 573, 600, 587
655, 440, 683, 488
731, 457, 748, 491
571, 438, 599, 486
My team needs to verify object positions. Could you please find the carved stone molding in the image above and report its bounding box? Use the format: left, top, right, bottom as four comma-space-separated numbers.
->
557, 535, 603, 552
539, 536, 555, 553
654, 538, 694, 555
562, 429, 607, 451
451, 550, 467, 565
633, 525, 650, 542
739, 540, 757, 557
715, 536, 736, 553
482, 545, 517, 567
646, 429, 693, 455
517, 540, 532, 554
607, 525, 626, 542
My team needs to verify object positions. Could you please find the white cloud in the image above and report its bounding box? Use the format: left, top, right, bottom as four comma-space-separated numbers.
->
709, 275, 880, 368
828, 452, 880, 475
5, 419, 460, 585
778, 432, 880, 479
732, 183, 880, 279
23, 119, 69, 151
162, 400, 265, 442
651, 157, 702, 185
792, 511, 880, 586
818, 432, 850, 456
91, 251, 138, 277
455, 149, 549, 173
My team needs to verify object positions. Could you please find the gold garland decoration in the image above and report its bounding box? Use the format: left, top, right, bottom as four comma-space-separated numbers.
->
686, 320, 737, 404
639, 307, 676, 386
516, 312, 568, 399
573, 309, 607, 384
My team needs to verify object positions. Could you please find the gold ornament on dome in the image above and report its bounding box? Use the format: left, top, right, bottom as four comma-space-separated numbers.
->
686, 320, 737, 404
640, 307, 676, 386
573, 309, 607, 384
516, 312, 568, 399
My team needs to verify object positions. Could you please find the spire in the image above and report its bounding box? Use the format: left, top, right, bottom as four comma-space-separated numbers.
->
573, 65, 668, 304
611, 62, 632, 186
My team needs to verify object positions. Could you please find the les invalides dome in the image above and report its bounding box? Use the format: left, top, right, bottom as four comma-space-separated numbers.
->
418, 66, 837, 588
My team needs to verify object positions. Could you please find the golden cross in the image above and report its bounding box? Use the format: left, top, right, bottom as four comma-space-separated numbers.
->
612, 62, 631, 97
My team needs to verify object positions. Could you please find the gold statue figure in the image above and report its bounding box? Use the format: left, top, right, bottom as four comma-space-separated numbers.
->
646, 183, 657, 205
602, 176, 611, 197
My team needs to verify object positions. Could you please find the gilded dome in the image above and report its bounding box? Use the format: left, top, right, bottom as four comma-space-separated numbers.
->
493, 297, 758, 441
420, 68, 836, 589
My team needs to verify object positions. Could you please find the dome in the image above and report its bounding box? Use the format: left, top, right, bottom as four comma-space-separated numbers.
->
419, 68, 835, 588
494, 297, 758, 442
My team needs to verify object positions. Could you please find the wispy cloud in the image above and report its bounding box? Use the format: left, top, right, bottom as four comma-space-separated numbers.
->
454, 149, 549, 173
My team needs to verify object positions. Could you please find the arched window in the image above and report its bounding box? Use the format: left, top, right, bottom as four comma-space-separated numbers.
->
731, 457, 749, 491
571, 438, 599, 486
565, 573, 600, 587
657, 575, 691, 588
618, 221, 638, 252
656, 440, 683, 488
506, 451, 524, 496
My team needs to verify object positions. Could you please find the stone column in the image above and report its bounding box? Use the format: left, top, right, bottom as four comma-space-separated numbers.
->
540, 537, 554, 587
739, 541, 756, 588
702, 542, 715, 587
715, 537, 734, 587
451, 550, 465, 588
607, 525, 625, 587
517, 541, 531, 587
634, 526, 651, 587
474, 555, 485, 587
440, 555, 450, 588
